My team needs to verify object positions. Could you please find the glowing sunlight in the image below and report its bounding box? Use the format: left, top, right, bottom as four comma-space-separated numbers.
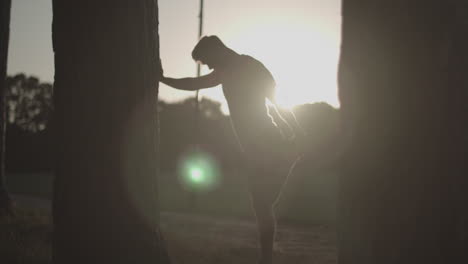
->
201, 19, 341, 111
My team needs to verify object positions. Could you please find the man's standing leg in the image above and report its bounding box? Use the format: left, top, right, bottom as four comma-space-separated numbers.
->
250, 187, 277, 264
249, 157, 298, 264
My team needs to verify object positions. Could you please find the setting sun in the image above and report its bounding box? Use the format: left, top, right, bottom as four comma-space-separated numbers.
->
198, 18, 341, 111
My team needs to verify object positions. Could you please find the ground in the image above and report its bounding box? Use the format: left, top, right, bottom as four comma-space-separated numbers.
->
4, 195, 337, 264
162, 212, 337, 264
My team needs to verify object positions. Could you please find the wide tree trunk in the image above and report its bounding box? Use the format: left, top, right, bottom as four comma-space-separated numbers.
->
52, 1, 169, 263
338, 1, 468, 263
0, 0, 13, 217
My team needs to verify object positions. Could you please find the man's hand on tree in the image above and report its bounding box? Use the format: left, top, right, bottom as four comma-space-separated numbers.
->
157, 58, 164, 79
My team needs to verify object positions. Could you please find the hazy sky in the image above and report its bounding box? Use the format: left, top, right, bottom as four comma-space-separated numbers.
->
8, 0, 341, 111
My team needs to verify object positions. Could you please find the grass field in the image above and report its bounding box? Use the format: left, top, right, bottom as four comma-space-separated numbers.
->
1, 207, 337, 264
6, 168, 338, 224
0, 209, 52, 264
4, 169, 338, 263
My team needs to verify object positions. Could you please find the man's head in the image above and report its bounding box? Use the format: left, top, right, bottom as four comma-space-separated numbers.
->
192, 36, 229, 69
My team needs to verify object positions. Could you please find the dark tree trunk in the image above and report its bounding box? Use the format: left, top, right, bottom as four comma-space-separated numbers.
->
0, 0, 13, 217
52, 1, 169, 263
338, 1, 468, 263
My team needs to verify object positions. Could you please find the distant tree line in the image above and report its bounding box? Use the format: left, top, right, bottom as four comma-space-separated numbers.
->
6, 74, 53, 132
5, 73, 340, 174
5, 74, 54, 172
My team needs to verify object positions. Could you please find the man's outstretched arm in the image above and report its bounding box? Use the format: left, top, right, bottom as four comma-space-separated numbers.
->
161, 71, 220, 91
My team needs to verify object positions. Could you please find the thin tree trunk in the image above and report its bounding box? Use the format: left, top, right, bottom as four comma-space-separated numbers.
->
338, 1, 467, 263
52, 1, 169, 263
0, 0, 13, 217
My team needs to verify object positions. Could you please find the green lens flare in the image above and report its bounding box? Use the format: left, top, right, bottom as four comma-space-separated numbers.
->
190, 168, 204, 182
178, 148, 221, 192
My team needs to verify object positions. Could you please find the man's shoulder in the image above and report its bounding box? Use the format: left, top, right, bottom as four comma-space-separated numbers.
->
239, 54, 260, 64
238, 55, 268, 71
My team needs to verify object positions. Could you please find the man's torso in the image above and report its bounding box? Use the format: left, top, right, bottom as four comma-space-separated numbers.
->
217, 55, 283, 153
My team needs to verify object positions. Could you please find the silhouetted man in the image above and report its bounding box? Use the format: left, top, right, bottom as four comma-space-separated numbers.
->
161, 35, 303, 264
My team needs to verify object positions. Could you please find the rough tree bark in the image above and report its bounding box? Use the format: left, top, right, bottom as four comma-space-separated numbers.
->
52, 0, 170, 263
0, 0, 13, 217
339, 1, 468, 263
